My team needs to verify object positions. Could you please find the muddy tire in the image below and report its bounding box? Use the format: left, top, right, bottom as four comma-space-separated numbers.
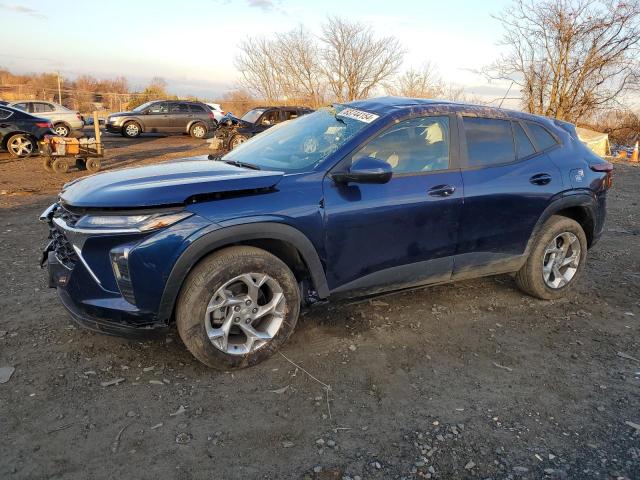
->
515, 215, 588, 300
176, 246, 300, 369
122, 121, 141, 138
189, 122, 207, 139
85, 158, 101, 172
52, 158, 70, 174
229, 134, 247, 150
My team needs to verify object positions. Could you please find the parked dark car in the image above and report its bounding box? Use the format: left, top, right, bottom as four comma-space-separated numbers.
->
1, 105, 53, 157
41, 97, 612, 369
213, 106, 313, 150
104, 100, 216, 139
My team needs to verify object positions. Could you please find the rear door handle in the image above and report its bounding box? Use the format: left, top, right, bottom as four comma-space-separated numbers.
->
530, 173, 552, 185
428, 184, 456, 197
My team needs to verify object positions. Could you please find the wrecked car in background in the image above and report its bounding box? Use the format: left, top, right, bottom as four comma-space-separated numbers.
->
209, 105, 313, 150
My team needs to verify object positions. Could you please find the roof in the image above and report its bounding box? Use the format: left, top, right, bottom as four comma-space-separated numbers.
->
344, 96, 555, 125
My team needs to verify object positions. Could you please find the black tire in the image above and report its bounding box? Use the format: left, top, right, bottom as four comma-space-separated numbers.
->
52, 158, 70, 174
229, 134, 247, 150
122, 121, 141, 138
189, 122, 208, 139
53, 123, 70, 137
515, 215, 588, 300
6, 134, 35, 158
176, 246, 301, 370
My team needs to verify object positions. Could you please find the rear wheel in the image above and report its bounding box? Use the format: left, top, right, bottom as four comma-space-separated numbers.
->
53, 123, 70, 137
189, 122, 207, 139
52, 158, 70, 174
515, 215, 587, 299
176, 246, 300, 369
85, 158, 101, 172
122, 121, 141, 138
7, 134, 35, 158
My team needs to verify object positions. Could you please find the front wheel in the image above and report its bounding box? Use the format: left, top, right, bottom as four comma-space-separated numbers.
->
122, 121, 141, 138
229, 134, 247, 150
515, 215, 588, 300
176, 246, 300, 369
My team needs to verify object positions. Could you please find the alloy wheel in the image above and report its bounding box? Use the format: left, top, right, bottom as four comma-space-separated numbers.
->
542, 232, 581, 289
8, 136, 34, 157
204, 273, 286, 355
54, 125, 69, 136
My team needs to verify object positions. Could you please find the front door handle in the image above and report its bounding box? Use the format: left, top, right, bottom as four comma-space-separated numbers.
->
530, 173, 552, 185
428, 184, 456, 197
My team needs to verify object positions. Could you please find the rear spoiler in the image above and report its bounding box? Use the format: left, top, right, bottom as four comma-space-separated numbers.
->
553, 119, 579, 139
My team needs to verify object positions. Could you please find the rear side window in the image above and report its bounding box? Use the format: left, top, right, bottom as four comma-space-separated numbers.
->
0, 108, 12, 120
513, 122, 536, 159
189, 104, 206, 113
33, 102, 54, 113
525, 122, 558, 150
463, 117, 515, 167
169, 103, 190, 113
13, 103, 28, 111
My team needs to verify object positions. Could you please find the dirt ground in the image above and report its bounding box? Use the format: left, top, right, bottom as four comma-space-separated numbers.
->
0, 134, 639, 480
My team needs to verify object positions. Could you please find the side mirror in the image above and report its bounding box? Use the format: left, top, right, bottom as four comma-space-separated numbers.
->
332, 157, 393, 185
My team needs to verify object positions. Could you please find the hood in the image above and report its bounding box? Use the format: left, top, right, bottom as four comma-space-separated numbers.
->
108, 111, 134, 118
60, 157, 284, 208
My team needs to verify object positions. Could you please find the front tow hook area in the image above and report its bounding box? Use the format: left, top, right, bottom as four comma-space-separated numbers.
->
44, 251, 70, 288
40, 240, 53, 268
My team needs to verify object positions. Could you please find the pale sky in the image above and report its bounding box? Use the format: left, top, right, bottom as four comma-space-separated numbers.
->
0, 0, 517, 104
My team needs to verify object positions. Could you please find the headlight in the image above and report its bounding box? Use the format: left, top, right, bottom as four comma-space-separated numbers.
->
75, 211, 192, 232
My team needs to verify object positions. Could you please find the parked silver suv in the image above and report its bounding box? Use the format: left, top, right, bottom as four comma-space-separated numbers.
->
8, 100, 84, 137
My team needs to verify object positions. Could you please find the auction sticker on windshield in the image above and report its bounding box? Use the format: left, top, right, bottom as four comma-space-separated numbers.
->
338, 108, 379, 123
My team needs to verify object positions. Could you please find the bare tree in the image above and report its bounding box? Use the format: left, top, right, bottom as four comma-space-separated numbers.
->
235, 37, 282, 103
386, 63, 444, 98
274, 27, 325, 107
485, 0, 640, 122
320, 17, 405, 101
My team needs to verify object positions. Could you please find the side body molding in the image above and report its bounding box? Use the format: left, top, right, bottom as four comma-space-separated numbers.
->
156, 222, 329, 323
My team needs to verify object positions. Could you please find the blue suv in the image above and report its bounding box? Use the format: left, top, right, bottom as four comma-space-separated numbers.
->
41, 97, 612, 369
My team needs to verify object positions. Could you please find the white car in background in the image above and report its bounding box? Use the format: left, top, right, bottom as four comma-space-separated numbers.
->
206, 103, 225, 124
8, 100, 84, 137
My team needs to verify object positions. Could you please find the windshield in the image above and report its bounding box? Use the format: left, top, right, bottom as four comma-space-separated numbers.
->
241, 108, 267, 123
222, 105, 376, 173
132, 101, 155, 112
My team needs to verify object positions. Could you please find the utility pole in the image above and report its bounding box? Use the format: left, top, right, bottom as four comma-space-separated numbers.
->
57, 71, 62, 104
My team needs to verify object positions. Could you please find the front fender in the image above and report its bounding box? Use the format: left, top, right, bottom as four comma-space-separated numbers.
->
156, 221, 329, 323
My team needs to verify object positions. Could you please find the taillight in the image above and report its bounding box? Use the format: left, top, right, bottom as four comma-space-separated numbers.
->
208, 112, 215, 120
590, 162, 613, 172
590, 162, 614, 188
76, 113, 82, 120
36, 122, 52, 128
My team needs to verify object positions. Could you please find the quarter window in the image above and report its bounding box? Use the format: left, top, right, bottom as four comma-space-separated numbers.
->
525, 122, 558, 150
0, 108, 12, 120
189, 104, 206, 113
513, 122, 536, 159
352, 116, 450, 173
463, 117, 515, 167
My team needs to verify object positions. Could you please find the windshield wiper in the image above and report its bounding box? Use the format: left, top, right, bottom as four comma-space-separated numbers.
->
216, 159, 261, 170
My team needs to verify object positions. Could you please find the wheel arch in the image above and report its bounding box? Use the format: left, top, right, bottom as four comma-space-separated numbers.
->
53, 120, 72, 131
528, 193, 598, 254
186, 119, 207, 133
2, 131, 36, 149
122, 118, 144, 133
157, 222, 329, 324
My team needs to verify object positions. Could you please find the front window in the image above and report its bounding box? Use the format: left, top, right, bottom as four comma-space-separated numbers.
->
132, 101, 155, 112
241, 108, 266, 124
222, 106, 374, 173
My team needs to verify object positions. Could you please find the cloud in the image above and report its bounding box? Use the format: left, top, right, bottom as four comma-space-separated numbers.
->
0, 3, 46, 19
247, 0, 275, 11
